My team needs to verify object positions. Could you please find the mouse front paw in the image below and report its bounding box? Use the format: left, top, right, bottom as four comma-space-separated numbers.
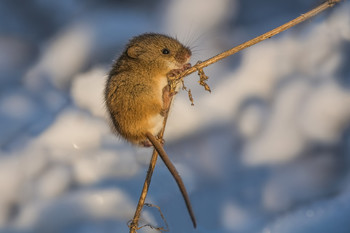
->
167, 68, 183, 78
183, 63, 191, 70
167, 63, 191, 78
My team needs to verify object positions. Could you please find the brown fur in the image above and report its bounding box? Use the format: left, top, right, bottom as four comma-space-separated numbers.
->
104, 33, 196, 228
105, 33, 191, 145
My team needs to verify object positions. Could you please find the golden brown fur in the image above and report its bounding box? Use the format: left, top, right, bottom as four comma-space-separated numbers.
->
105, 33, 191, 145
104, 33, 196, 228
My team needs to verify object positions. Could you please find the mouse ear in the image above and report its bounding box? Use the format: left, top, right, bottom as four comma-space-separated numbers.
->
127, 45, 144, 58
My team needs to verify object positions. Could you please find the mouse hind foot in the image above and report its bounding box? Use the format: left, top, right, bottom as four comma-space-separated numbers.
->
140, 139, 152, 147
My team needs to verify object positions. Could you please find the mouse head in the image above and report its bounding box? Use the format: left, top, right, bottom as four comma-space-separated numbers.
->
126, 33, 191, 71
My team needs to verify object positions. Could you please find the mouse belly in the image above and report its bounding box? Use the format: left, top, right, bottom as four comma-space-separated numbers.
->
148, 114, 164, 136
138, 113, 164, 147
107, 75, 169, 147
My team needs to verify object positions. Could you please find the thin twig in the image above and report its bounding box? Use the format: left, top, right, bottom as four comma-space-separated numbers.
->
129, 99, 173, 233
128, 0, 342, 232
177, 0, 342, 81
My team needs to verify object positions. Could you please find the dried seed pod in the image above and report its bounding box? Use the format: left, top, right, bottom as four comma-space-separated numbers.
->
197, 67, 211, 93
181, 79, 195, 106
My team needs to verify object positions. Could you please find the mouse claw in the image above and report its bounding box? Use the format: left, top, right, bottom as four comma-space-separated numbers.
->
167, 68, 183, 78
183, 63, 191, 70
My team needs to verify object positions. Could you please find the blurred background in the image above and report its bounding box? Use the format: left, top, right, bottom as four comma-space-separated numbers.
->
1, 0, 350, 232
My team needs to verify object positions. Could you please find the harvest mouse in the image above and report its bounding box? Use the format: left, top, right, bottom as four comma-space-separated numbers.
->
104, 33, 196, 228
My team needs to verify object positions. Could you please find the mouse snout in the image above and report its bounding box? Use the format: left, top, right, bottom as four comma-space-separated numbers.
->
184, 47, 192, 59
175, 47, 192, 64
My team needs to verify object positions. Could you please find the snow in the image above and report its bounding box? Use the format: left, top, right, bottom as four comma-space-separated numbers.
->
71, 68, 107, 119
1, 1, 350, 233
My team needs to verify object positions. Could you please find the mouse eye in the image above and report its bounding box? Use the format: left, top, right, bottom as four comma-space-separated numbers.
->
162, 48, 170, 54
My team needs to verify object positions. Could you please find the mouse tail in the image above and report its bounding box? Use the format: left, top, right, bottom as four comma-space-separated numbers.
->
145, 132, 197, 228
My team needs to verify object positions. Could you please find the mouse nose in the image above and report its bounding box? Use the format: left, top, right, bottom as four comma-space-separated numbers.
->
176, 47, 192, 63
185, 47, 192, 58
184, 49, 192, 62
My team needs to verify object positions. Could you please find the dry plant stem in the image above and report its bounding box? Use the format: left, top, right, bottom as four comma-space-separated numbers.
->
128, 151, 158, 233
129, 99, 173, 233
128, 0, 342, 232
178, 0, 342, 80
